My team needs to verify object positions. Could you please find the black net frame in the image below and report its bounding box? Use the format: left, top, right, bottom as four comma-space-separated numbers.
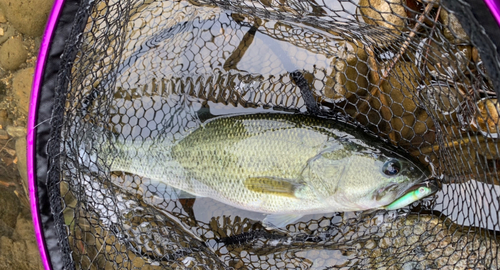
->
32, 0, 500, 269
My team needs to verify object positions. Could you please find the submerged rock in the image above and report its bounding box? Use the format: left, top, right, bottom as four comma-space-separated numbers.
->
359, 0, 406, 38
0, 37, 27, 71
6, 125, 26, 138
0, 129, 7, 139
419, 81, 464, 125
0, 188, 20, 229
0, 24, 16, 45
12, 67, 33, 114
0, 216, 44, 270
0, 0, 53, 37
324, 41, 369, 102
472, 98, 500, 138
440, 9, 469, 44
0, 219, 13, 238
15, 137, 27, 189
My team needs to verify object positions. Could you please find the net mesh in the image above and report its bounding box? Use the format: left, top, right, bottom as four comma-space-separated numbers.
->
47, 0, 500, 269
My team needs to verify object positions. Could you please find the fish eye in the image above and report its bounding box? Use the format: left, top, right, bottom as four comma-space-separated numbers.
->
382, 159, 401, 177
418, 187, 427, 194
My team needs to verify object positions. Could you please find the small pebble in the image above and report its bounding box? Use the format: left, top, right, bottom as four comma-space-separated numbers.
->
13, 67, 34, 114
3, 147, 15, 156
0, 24, 15, 45
0, 0, 53, 37
6, 126, 26, 138
0, 8, 5, 23
15, 137, 27, 190
0, 37, 27, 71
0, 129, 8, 140
0, 109, 10, 128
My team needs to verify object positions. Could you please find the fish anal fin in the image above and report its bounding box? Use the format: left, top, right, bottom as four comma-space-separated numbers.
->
263, 213, 303, 229
244, 177, 303, 198
148, 183, 201, 200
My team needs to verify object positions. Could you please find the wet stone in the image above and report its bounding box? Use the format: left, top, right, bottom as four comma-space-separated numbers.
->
0, 8, 5, 23
0, 129, 8, 139
440, 9, 469, 43
12, 67, 34, 114
15, 137, 27, 187
324, 41, 369, 102
0, 37, 27, 71
359, 0, 407, 44
3, 146, 14, 156
0, 0, 53, 37
473, 98, 500, 138
0, 219, 13, 237
0, 23, 15, 45
6, 125, 25, 138
0, 111, 8, 127
419, 41, 471, 80
0, 216, 44, 270
0, 188, 20, 228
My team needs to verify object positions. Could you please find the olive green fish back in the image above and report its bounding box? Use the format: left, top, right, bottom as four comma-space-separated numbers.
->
46, 0, 500, 269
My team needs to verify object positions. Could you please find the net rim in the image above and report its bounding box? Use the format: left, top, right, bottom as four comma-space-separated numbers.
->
484, 0, 500, 26
28, 1, 66, 270
25, 1, 500, 270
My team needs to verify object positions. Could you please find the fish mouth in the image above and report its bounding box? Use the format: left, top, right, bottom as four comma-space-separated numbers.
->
395, 179, 440, 200
380, 179, 440, 211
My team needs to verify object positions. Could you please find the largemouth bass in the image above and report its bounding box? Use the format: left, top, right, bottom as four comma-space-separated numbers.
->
95, 113, 436, 228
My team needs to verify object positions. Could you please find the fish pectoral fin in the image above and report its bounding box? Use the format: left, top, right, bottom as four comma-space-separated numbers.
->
263, 213, 303, 229
244, 177, 305, 198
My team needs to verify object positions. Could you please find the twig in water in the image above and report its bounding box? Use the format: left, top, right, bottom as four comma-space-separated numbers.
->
419, 6, 442, 81
0, 138, 13, 154
410, 135, 485, 156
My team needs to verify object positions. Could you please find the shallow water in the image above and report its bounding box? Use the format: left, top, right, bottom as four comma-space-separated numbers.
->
2, 0, 500, 269
63, 93, 500, 269
59, 0, 500, 269
0, 1, 50, 269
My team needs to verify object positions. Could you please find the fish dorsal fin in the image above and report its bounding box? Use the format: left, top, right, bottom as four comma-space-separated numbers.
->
244, 177, 305, 198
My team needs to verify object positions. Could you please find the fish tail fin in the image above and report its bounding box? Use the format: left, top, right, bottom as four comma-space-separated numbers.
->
65, 122, 111, 174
